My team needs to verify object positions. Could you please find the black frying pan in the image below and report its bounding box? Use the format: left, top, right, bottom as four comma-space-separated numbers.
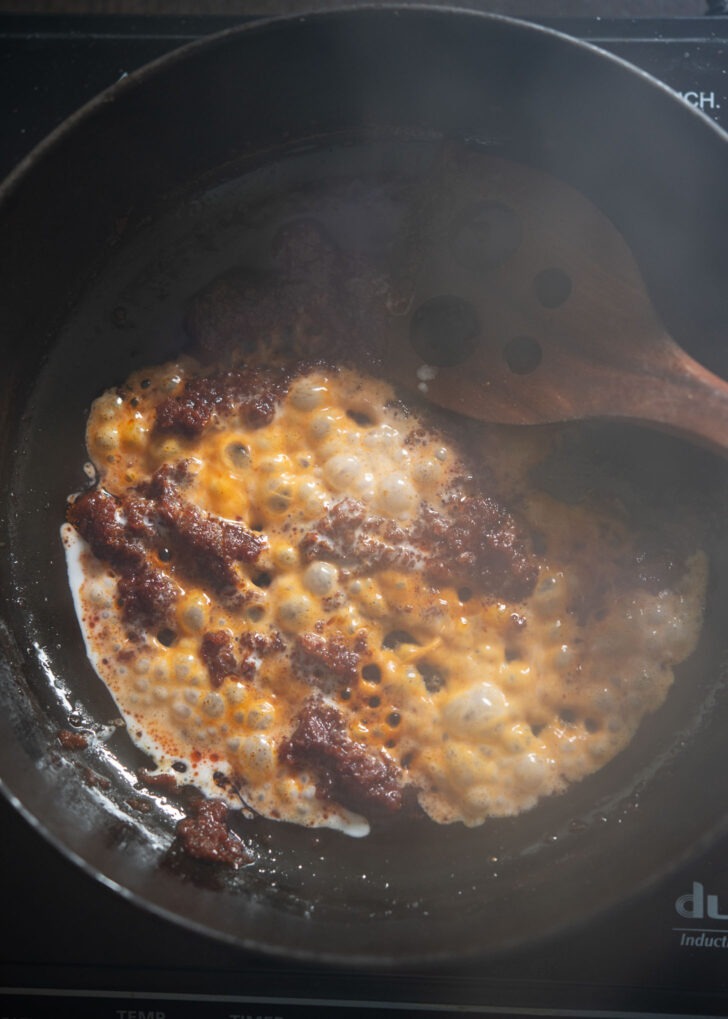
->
2, 5, 728, 965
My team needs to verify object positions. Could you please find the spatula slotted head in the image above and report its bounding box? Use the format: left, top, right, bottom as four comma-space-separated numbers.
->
384, 149, 681, 426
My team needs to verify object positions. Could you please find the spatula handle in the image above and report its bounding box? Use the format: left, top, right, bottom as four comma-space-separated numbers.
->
606, 343, 728, 457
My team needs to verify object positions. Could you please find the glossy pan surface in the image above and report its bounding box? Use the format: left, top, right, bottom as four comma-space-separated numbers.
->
1, 6, 728, 964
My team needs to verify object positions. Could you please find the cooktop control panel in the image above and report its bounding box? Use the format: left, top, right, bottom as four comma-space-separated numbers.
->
1, 13, 728, 183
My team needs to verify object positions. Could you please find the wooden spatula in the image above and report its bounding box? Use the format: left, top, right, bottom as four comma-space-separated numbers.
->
384, 148, 728, 455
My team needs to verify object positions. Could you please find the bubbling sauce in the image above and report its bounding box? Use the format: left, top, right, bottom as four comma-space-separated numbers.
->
63, 354, 707, 836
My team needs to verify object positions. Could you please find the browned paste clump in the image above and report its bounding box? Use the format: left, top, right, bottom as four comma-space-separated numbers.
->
175, 798, 250, 867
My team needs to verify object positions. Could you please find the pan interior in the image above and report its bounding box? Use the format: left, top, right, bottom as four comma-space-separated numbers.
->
3, 130, 728, 962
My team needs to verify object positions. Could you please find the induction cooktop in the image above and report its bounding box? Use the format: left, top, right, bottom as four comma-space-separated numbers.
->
1, 10, 728, 1018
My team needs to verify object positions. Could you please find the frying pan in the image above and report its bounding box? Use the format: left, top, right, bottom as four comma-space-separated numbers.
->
2, 5, 728, 966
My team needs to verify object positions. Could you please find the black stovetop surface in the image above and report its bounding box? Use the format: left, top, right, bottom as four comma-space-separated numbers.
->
2, 12, 728, 1019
